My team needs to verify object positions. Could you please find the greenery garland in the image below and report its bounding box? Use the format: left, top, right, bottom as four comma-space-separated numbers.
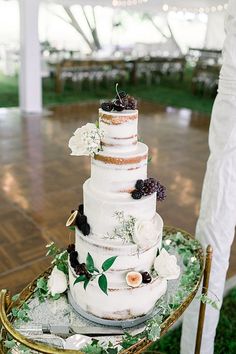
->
2, 232, 219, 354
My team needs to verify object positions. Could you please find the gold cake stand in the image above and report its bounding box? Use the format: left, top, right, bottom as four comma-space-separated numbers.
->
0, 226, 211, 354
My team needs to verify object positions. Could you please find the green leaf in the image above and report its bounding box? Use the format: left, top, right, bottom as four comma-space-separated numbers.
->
102, 256, 117, 272
52, 293, 61, 300
4, 339, 16, 349
98, 274, 108, 295
11, 307, 19, 316
36, 277, 48, 291
11, 294, 20, 302
57, 262, 68, 275
83, 278, 90, 290
69, 226, 75, 231
148, 155, 152, 163
86, 253, 95, 273
74, 274, 87, 285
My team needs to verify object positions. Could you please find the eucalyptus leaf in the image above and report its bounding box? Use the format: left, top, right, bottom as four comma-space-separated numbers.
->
102, 256, 117, 272
98, 274, 108, 295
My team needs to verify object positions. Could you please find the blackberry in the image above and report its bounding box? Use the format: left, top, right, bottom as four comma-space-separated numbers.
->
101, 102, 113, 112
156, 182, 167, 202
71, 209, 75, 214
78, 204, 84, 215
143, 178, 158, 196
76, 215, 87, 228
141, 272, 152, 284
131, 189, 143, 200
80, 223, 90, 236
70, 250, 78, 261
75, 263, 86, 275
67, 244, 75, 254
113, 99, 125, 111
135, 179, 144, 191
126, 95, 137, 110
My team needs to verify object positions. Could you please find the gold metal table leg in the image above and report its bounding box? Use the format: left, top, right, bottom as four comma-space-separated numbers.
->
194, 245, 213, 354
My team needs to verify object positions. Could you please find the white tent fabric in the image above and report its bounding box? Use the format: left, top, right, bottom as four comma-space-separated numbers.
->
181, 1, 236, 353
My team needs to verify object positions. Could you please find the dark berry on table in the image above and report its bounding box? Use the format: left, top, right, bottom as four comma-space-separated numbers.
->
80, 223, 90, 236
101, 102, 113, 112
113, 99, 125, 111
131, 189, 143, 200
141, 272, 152, 284
71, 209, 75, 214
76, 215, 87, 228
116, 91, 127, 99
67, 244, 75, 253
70, 255, 79, 268
135, 179, 144, 191
69, 250, 78, 261
78, 204, 84, 215
156, 182, 167, 202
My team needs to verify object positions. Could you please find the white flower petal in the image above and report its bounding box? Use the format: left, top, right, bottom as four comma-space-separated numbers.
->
133, 218, 159, 249
154, 248, 180, 280
48, 266, 68, 296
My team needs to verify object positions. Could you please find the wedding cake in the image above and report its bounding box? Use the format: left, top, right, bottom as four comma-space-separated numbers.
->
66, 87, 180, 321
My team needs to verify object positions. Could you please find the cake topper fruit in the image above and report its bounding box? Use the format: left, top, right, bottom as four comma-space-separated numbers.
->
101, 83, 137, 112
126, 271, 142, 287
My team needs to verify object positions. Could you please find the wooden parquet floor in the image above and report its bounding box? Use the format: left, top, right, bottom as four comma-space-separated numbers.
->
0, 102, 235, 295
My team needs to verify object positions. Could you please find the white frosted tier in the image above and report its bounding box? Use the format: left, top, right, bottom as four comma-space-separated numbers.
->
75, 215, 163, 285
69, 264, 167, 320
91, 142, 148, 193
99, 108, 138, 153
84, 179, 157, 237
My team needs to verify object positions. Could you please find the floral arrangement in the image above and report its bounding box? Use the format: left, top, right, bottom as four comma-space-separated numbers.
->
68, 122, 104, 157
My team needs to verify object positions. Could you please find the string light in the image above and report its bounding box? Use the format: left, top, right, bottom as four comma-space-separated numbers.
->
112, 0, 228, 12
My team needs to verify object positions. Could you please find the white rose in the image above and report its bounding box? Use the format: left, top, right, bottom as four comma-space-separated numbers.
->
133, 218, 160, 249
68, 123, 103, 157
47, 266, 68, 296
154, 248, 180, 280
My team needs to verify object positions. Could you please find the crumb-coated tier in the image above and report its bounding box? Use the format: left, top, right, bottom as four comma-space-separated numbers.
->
91, 142, 148, 193
74, 216, 162, 284
99, 108, 138, 153
84, 179, 157, 237
69, 263, 167, 320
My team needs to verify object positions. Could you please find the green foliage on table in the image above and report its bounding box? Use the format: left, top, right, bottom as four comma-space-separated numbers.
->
11, 303, 30, 323
74, 253, 117, 295
46, 242, 68, 275
82, 339, 118, 354
145, 287, 236, 354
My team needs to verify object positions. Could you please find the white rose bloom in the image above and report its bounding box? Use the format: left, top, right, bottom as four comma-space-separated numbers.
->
133, 218, 159, 249
48, 266, 68, 296
68, 123, 103, 157
154, 248, 180, 280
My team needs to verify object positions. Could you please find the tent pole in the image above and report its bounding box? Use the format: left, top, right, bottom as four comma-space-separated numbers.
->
19, 0, 42, 113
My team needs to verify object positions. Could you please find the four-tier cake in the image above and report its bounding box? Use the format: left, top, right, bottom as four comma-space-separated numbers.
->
67, 88, 180, 321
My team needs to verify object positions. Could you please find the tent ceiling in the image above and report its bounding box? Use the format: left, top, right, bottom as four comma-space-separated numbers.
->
45, 0, 228, 11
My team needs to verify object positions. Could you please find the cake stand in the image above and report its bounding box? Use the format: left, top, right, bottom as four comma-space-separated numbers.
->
0, 226, 211, 354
